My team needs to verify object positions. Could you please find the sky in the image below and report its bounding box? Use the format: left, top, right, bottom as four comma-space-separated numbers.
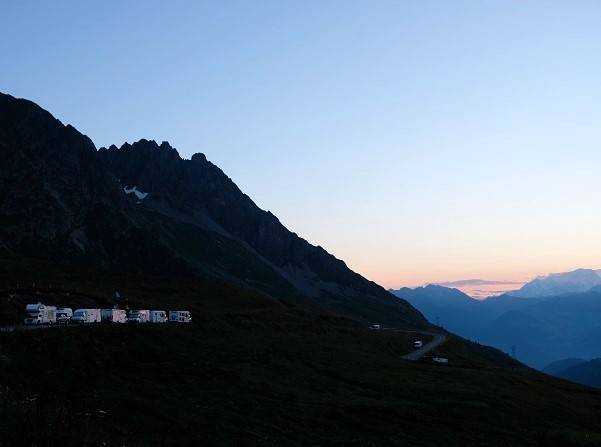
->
2, 1, 601, 289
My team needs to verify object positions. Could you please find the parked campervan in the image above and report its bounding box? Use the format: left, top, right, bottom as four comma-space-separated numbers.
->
101, 309, 127, 323
71, 309, 101, 323
169, 310, 191, 323
149, 310, 167, 323
24, 303, 57, 325
128, 309, 150, 323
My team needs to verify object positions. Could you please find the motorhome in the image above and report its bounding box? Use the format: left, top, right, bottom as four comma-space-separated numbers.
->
414, 340, 423, 348
169, 310, 191, 323
101, 309, 127, 323
56, 307, 73, 324
24, 303, 57, 325
149, 310, 167, 323
128, 309, 150, 323
71, 309, 101, 323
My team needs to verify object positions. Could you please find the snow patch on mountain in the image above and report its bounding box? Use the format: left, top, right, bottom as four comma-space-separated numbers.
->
123, 186, 148, 200
511, 269, 601, 298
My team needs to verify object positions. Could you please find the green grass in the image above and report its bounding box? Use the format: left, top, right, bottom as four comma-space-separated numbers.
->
1, 255, 601, 446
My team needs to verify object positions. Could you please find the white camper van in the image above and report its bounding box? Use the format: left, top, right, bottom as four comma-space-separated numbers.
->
128, 309, 150, 323
169, 310, 191, 323
56, 308, 73, 324
414, 340, 423, 348
71, 309, 101, 323
101, 309, 127, 324
149, 310, 167, 323
24, 303, 57, 325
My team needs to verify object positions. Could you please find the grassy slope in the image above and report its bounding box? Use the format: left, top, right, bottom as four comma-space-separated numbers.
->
144, 209, 430, 330
0, 256, 601, 446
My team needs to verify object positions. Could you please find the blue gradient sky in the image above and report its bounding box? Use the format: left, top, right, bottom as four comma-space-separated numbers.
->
3, 1, 601, 287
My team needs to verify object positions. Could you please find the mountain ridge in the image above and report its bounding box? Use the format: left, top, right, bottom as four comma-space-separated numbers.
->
507, 268, 601, 298
392, 281, 601, 368
0, 91, 427, 328
544, 357, 601, 388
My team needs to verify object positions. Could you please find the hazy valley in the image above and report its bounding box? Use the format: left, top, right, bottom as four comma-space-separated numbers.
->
391, 269, 601, 378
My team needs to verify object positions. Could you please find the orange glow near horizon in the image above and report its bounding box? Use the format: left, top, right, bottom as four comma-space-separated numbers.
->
432, 282, 525, 300
340, 251, 601, 298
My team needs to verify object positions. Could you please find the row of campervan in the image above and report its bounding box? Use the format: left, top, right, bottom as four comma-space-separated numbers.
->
23, 303, 191, 325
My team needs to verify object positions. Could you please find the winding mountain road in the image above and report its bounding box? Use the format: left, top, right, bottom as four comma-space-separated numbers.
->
5, 324, 447, 362
400, 331, 447, 360
380, 328, 447, 360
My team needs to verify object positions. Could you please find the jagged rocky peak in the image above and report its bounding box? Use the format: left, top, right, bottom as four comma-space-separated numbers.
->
98, 139, 191, 199
104, 142, 210, 172
0, 92, 137, 259
191, 152, 207, 163
0, 92, 97, 157
102, 139, 181, 159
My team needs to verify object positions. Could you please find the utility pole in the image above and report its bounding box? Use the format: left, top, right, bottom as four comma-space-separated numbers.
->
510, 345, 516, 359
435, 316, 440, 326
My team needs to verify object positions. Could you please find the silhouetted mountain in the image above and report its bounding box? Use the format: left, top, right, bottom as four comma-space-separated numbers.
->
390, 285, 479, 336
0, 92, 427, 328
427, 279, 522, 299
543, 358, 586, 376
0, 93, 190, 276
390, 285, 543, 340
394, 280, 601, 369
509, 268, 601, 298
482, 290, 601, 368
393, 284, 474, 303
545, 358, 601, 388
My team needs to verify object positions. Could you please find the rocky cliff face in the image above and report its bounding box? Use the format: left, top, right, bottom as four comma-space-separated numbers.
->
0, 92, 428, 328
0, 94, 195, 276
0, 94, 109, 246
99, 140, 388, 300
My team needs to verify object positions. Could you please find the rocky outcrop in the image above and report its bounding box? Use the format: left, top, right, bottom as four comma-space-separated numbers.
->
0, 93, 193, 276
99, 140, 388, 299
0, 94, 117, 247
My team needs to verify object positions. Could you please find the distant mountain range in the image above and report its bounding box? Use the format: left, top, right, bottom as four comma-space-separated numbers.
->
509, 268, 601, 298
426, 279, 523, 299
389, 285, 543, 341
390, 268, 601, 369
543, 358, 601, 388
482, 290, 601, 368
0, 92, 428, 329
412, 269, 601, 300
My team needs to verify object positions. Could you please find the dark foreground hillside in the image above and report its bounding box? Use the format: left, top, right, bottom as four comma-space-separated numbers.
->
1, 257, 601, 446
